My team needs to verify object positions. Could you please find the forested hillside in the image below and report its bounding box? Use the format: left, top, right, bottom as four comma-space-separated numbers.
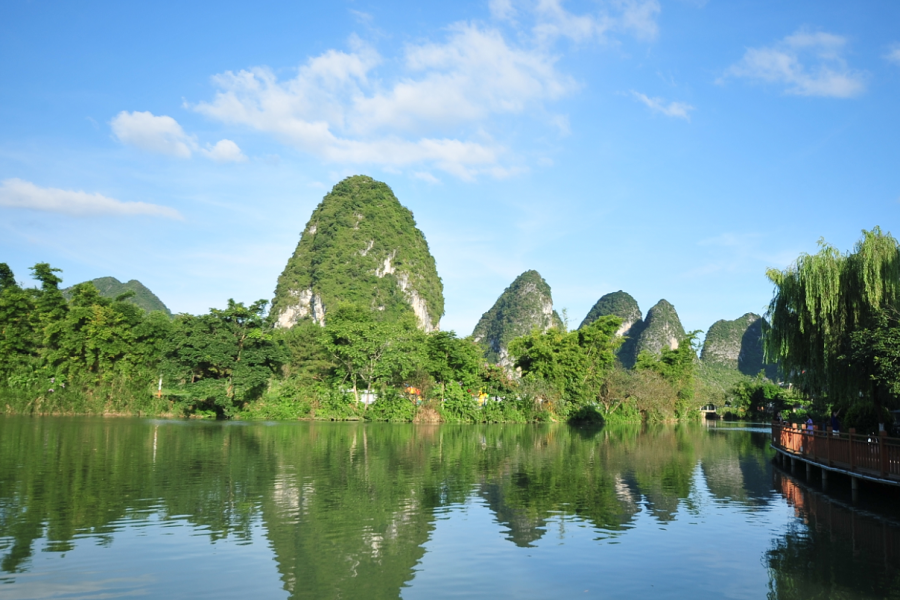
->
63, 277, 171, 315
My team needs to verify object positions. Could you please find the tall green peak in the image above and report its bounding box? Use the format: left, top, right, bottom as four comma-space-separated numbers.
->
472, 270, 564, 367
632, 299, 686, 359
579, 290, 644, 368
62, 276, 171, 315
701, 313, 776, 377
271, 175, 444, 331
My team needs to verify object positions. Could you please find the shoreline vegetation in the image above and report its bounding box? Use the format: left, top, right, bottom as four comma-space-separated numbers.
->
10, 227, 898, 430
0, 261, 775, 425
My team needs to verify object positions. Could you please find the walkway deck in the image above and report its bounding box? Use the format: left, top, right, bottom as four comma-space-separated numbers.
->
770, 422, 900, 487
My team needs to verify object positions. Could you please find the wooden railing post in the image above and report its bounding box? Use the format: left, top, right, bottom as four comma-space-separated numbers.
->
881, 430, 888, 477
813, 426, 819, 460
827, 426, 832, 466
849, 428, 856, 471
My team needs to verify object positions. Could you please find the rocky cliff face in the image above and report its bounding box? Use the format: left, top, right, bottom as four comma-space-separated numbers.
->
633, 299, 686, 359
62, 277, 171, 315
472, 270, 563, 368
701, 313, 775, 377
271, 176, 444, 331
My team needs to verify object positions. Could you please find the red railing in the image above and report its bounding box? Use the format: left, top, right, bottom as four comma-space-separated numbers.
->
772, 422, 900, 483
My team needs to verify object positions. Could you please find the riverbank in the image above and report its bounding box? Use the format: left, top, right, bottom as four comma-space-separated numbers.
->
1, 386, 687, 424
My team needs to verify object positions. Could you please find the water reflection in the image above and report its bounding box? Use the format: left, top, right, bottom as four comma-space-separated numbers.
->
767, 466, 900, 599
1, 417, 899, 598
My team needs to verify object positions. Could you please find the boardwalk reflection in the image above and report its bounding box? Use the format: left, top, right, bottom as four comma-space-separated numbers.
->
767, 466, 900, 599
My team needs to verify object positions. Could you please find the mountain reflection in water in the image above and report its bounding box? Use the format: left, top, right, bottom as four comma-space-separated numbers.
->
1, 417, 899, 599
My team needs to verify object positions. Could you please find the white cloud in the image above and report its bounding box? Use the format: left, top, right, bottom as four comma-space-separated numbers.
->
886, 45, 900, 65
111, 111, 196, 157
630, 91, 695, 120
413, 171, 441, 184
489, 0, 517, 21
202, 139, 247, 162
190, 24, 576, 179
530, 0, 661, 44
111, 111, 248, 163
722, 29, 866, 98
0, 178, 182, 219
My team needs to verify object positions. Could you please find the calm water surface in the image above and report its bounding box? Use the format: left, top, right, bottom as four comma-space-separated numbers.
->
1, 417, 899, 599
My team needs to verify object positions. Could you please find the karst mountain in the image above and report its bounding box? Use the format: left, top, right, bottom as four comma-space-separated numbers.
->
271, 176, 444, 330
472, 270, 563, 368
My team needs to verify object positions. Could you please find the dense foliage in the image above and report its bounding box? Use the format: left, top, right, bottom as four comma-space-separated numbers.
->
270, 175, 444, 330
508, 316, 622, 421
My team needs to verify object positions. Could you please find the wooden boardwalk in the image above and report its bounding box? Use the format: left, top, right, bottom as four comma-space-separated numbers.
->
771, 422, 900, 487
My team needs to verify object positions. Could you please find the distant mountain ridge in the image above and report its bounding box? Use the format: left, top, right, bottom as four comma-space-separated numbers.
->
63, 276, 171, 315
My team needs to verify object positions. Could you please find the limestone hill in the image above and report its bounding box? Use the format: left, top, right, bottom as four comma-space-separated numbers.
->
633, 299, 686, 359
271, 176, 443, 331
579, 290, 644, 368
472, 270, 563, 367
701, 313, 776, 378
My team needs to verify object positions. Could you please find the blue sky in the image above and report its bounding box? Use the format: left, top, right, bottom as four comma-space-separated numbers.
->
1, 0, 899, 338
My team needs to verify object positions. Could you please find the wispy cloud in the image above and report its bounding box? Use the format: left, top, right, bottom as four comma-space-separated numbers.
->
0, 178, 183, 219
630, 91, 694, 120
721, 29, 866, 98
687, 232, 801, 278
111, 110, 247, 162
886, 44, 900, 65
413, 171, 441, 184
500, 0, 661, 44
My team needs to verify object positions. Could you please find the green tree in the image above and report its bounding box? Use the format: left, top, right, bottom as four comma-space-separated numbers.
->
425, 331, 482, 398
29, 263, 68, 364
509, 315, 622, 415
167, 299, 283, 417
0, 264, 37, 382
851, 310, 900, 397
634, 331, 701, 417
323, 304, 421, 404
766, 227, 900, 406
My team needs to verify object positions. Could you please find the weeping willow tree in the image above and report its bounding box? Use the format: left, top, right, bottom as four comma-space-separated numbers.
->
765, 227, 900, 405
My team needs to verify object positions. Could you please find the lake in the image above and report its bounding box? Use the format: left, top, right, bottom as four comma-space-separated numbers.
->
1, 417, 899, 599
